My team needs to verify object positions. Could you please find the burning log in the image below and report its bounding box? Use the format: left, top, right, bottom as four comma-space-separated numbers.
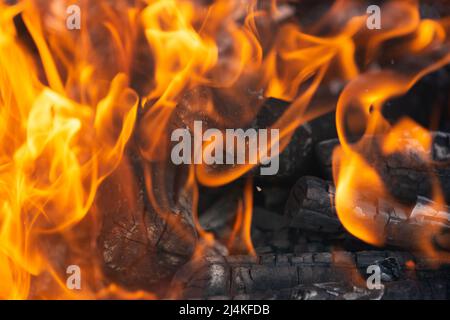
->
315, 132, 450, 203
97, 156, 197, 294
173, 251, 450, 300
285, 176, 450, 250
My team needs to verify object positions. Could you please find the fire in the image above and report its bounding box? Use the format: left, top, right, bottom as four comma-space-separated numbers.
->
0, 1, 139, 299
333, 1, 450, 256
0, 0, 449, 299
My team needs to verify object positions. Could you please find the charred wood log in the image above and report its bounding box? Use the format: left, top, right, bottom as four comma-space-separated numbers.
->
284, 176, 450, 250
315, 132, 450, 203
173, 251, 450, 300
97, 154, 197, 295
285, 176, 342, 234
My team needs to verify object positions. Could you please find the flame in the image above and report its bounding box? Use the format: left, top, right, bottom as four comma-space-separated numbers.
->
0, 0, 142, 299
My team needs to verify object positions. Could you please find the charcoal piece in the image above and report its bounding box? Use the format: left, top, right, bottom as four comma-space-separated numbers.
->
173, 252, 450, 300
289, 282, 384, 300
382, 65, 450, 131
285, 176, 371, 252
381, 279, 449, 300
376, 257, 402, 282
315, 139, 340, 178
258, 185, 291, 212
271, 229, 291, 252
251, 227, 290, 254
374, 132, 450, 204
249, 207, 291, 252
285, 176, 450, 250
288, 278, 449, 300
315, 132, 450, 203
284, 176, 343, 234
252, 207, 288, 231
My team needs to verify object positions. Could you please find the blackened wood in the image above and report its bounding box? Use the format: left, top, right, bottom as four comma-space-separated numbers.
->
315, 132, 450, 203
315, 138, 339, 178
285, 176, 342, 234
285, 176, 450, 250
97, 155, 197, 294
173, 251, 450, 300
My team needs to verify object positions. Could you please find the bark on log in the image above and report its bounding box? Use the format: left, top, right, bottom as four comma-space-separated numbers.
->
173, 251, 450, 300
315, 132, 450, 203
284, 176, 450, 250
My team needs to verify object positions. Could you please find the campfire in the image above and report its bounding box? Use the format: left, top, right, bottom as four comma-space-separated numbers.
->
0, 0, 449, 300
